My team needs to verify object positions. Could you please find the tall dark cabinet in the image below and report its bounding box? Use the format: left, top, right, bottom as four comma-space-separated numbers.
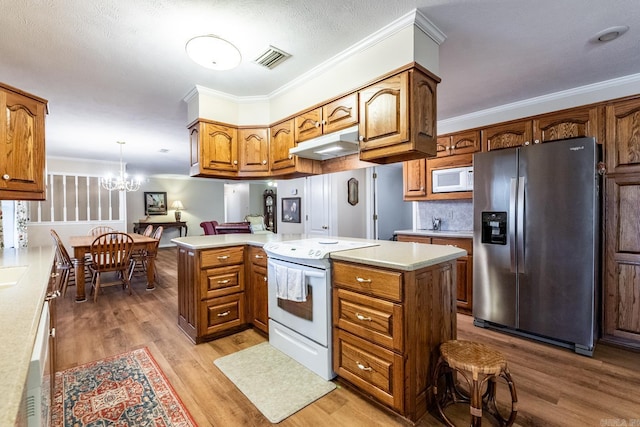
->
264, 189, 276, 233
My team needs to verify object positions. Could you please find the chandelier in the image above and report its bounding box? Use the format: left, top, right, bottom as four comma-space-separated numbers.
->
101, 141, 142, 192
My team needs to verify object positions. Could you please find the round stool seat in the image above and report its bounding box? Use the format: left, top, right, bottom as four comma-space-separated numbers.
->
434, 340, 517, 427
440, 340, 506, 379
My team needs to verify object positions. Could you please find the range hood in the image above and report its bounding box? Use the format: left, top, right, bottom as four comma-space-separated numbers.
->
289, 125, 359, 160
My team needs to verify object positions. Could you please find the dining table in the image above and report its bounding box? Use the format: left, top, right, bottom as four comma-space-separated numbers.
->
69, 232, 159, 302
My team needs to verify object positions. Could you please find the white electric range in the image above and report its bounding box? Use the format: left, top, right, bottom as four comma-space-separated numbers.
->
263, 238, 378, 380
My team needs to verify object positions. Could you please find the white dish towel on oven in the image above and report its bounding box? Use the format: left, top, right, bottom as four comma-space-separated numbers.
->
274, 264, 307, 302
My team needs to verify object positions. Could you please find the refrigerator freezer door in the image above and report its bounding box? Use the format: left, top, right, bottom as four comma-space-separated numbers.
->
517, 137, 598, 349
473, 148, 519, 328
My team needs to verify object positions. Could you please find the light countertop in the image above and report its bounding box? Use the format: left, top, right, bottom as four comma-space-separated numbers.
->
172, 234, 467, 271
395, 229, 474, 239
0, 245, 56, 426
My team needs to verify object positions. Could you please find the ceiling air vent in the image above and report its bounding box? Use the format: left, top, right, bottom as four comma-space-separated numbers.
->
253, 46, 291, 69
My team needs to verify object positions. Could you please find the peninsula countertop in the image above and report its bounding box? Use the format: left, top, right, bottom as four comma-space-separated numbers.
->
172, 234, 467, 271
0, 245, 56, 426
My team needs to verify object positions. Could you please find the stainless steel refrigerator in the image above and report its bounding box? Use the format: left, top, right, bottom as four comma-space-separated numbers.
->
473, 137, 600, 356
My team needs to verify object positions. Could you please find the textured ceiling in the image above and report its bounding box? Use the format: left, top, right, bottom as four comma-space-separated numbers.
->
0, 0, 638, 176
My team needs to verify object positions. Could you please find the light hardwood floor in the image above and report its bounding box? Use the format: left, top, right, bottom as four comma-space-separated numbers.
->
55, 247, 640, 426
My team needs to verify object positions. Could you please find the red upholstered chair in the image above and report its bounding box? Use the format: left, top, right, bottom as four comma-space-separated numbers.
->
200, 221, 219, 235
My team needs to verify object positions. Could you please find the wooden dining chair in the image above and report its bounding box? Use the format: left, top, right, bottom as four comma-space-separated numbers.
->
129, 226, 163, 284
88, 225, 115, 236
50, 229, 75, 297
142, 224, 154, 236
88, 232, 134, 302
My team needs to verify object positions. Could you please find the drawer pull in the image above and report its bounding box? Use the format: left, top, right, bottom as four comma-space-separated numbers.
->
356, 362, 373, 372
254, 254, 264, 259
355, 313, 372, 322
217, 279, 230, 284
217, 311, 231, 317
217, 255, 230, 260
355, 276, 372, 283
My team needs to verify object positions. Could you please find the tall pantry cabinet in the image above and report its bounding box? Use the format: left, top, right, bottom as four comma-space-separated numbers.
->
603, 95, 640, 350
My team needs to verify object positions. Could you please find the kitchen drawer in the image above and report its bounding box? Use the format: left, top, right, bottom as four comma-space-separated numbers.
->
333, 262, 403, 302
201, 264, 245, 299
333, 288, 403, 352
333, 329, 404, 411
431, 237, 472, 255
248, 246, 267, 267
396, 234, 431, 244
200, 246, 245, 268
200, 293, 245, 336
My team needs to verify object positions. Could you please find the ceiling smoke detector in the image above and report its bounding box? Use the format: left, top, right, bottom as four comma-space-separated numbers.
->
253, 46, 291, 69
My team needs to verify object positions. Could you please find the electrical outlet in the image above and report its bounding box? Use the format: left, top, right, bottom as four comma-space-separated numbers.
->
448, 210, 454, 219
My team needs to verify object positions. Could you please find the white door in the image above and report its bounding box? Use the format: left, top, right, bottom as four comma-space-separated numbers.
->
305, 175, 330, 236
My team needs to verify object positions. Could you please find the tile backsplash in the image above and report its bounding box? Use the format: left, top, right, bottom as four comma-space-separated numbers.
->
416, 200, 473, 231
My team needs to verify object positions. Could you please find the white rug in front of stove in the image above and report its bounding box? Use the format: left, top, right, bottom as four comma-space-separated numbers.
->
213, 342, 336, 423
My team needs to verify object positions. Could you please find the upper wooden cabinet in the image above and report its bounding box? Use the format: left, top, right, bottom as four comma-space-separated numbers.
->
403, 159, 427, 200
294, 93, 358, 142
482, 120, 533, 151
0, 83, 47, 200
483, 106, 599, 151
533, 106, 599, 143
436, 131, 481, 157
606, 97, 640, 174
358, 67, 440, 164
269, 119, 317, 176
238, 127, 269, 175
189, 121, 238, 178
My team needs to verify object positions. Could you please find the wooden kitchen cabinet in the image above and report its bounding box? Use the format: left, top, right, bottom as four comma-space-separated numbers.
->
248, 246, 269, 334
482, 120, 533, 151
605, 96, 640, 175
294, 93, 358, 142
358, 67, 440, 164
396, 234, 473, 314
0, 82, 47, 200
435, 130, 481, 157
189, 120, 238, 178
177, 245, 247, 343
269, 119, 316, 176
238, 127, 269, 175
403, 153, 473, 201
332, 259, 457, 422
403, 158, 427, 199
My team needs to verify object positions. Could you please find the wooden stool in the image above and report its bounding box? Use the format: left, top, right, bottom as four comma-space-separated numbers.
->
434, 340, 518, 426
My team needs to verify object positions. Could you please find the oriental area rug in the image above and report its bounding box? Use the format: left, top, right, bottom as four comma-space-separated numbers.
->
214, 342, 336, 423
52, 347, 196, 427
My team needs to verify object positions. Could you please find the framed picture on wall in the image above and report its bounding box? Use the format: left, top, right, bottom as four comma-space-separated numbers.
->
144, 192, 167, 215
282, 197, 301, 223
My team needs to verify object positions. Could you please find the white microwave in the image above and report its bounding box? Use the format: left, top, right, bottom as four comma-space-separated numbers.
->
432, 166, 473, 193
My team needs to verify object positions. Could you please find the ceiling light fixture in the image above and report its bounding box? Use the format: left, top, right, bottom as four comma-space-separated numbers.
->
101, 141, 142, 192
185, 35, 242, 70
590, 25, 629, 43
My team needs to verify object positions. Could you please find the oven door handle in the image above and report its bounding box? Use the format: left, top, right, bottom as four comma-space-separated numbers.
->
303, 270, 325, 279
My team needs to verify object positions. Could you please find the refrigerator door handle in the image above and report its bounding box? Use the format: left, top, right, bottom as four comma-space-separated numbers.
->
509, 178, 517, 273
517, 176, 526, 273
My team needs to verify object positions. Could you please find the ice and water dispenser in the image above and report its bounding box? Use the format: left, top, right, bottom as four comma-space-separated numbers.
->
481, 212, 507, 245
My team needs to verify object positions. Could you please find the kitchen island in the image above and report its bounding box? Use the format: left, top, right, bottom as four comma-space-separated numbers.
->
172, 234, 465, 423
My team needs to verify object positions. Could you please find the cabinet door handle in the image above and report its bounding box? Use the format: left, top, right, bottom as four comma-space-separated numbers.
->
50, 327, 56, 338
217, 279, 230, 284
233, 160, 238, 165
315, 121, 321, 128
217, 255, 229, 260
217, 311, 231, 317
356, 362, 373, 371
355, 276, 372, 283
254, 255, 264, 259
355, 313, 372, 322
288, 154, 293, 159
263, 276, 267, 282
2, 174, 9, 180
262, 160, 267, 164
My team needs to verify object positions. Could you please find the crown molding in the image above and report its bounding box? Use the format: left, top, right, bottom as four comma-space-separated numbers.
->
438, 72, 640, 133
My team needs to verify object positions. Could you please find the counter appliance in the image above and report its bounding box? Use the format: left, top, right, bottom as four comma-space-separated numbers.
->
473, 137, 600, 355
